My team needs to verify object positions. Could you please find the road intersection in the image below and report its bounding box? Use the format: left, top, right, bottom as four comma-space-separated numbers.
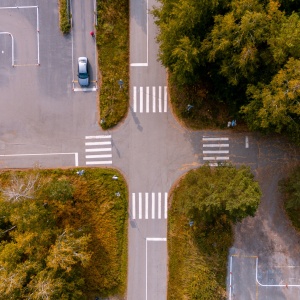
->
1, 0, 300, 299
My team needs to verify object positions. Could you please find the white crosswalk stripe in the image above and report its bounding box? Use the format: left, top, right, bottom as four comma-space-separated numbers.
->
133, 86, 168, 113
131, 192, 168, 220
202, 136, 230, 166
85, 135, 112, 165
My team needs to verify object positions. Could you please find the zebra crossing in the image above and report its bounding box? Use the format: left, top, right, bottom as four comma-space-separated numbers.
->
202, 136, 229, 166
131, 192, 168, 220
132, 86, 168, 113
84, 135, 112, 165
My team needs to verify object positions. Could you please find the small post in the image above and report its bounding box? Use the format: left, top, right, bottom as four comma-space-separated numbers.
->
118, 79, 124, 89
186, 104, 194, 112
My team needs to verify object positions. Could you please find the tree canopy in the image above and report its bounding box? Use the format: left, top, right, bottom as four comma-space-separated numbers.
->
153, 0, 300, 141
174, 164, 261, 224
0, 169, 128, 299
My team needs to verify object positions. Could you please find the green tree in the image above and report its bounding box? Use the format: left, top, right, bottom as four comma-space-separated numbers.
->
176, 165, 261, 223
153, 0, 224, 84
242, 57, 300, 138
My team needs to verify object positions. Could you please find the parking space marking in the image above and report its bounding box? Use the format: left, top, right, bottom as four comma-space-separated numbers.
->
0, 152, 78, 166
0, 5, 40, 66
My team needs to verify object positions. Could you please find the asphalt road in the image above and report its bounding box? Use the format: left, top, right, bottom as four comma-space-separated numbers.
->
2, 1, 300, 300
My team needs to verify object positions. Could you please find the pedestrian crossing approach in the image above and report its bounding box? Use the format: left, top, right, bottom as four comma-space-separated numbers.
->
202, 137, 229, 166
85, 135, 112, 165
132, 86, 168, 113
131, 192, 168, 220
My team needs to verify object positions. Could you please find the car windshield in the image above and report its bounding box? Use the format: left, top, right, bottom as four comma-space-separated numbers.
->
78, 73, 88, 79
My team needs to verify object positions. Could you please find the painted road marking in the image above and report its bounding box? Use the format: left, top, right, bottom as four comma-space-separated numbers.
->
73, 87, 97, 92
164, 192, 168, 219
0, 152, 78, 166
85, 141, 111, 146
85, 135, 112, 165
203, 144, 229, 147
85, 148, 111, 152
203, 137, 229, 141
152, 193, 155, 219
146, 237, 167, 300
85, 154, 112, 158
146, 86, 150, 113
203, 150, 229, 154
133, 86, 167, 113
158, 193, 161, 219
133, 86, 137, 112
86, 161, 112, 165
153, 86, 156, 113
145, 193, 148, 219
202, 136, 230, 166
132, 193, 136, 219
139, 192, 142, 219
164, 86, 167, 113
246, 136, 249, 148
85, 135, 111, 139
131, 192, 168, 220
203, 157, 229, 161
130, 0, 148, 66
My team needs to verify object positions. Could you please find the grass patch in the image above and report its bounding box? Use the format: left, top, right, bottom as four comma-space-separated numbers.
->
97, 0, 129, 129
168, 194, 231, 300
0, 168, 127, 299
168, 165, 261, 299
58, 0, 71, 34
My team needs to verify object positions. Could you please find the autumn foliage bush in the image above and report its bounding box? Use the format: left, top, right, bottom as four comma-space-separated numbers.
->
0, 168, 128, 299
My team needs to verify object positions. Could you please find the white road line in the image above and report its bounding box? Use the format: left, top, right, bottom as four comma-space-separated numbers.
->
164, 86, 167, 112
203, 137, 229, 141
130, 63, 148, 67
146, 237, 167, 241
152, 86, 156, 113
145, 193, 148, 219
133, 86, 137, 112
158, 193, 161, 219
73, 87, 97, 92
164, 192, 168, 219
139, 193, 142, 219
132, 193, 136, 219
85, 148, 112, 152
85, 154, 112, 158
152, 193, 155, 219
146, 86, 149, 113
85, 135, 111, 139
203, 144, 229, 147
0, 5, 38, 9
245, 136, 249, 148
85, 141, 111, 146
140, 87, 143, 113
203, 150, 229, 154
146, 237, 167, 300
0, 152, 79, 166
158, 86, 162, 113
86, 161, 112, 165
203, 157, 229, 161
